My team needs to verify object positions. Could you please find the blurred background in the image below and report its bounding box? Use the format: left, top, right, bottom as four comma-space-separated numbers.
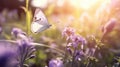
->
0, 0, 120, 67
0, 0, 113, 41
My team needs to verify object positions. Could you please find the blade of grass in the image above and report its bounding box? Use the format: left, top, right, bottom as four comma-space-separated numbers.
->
0, 40, 65, 55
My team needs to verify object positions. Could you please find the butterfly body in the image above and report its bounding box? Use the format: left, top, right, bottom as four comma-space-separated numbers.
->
31, 8, 51, 33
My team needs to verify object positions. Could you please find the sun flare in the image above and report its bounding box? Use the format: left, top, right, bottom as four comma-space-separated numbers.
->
69, 0, 109, 10
31, 0, 48, 8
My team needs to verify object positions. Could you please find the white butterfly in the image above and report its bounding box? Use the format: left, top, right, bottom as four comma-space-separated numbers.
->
31, 8, 51, 33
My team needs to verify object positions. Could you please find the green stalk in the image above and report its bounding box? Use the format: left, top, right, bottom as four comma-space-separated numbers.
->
26, 0, 31, 35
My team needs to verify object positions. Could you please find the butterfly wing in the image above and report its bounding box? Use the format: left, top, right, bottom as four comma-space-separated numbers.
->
33, 8, 50, 25
31, 21, 51, 33
31, 8, 51, 33
31, 22, 44, 33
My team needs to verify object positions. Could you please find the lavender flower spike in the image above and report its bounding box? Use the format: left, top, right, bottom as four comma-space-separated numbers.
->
70, 35, 87, 48
62, 27, 75, 40
11, 28, 36, 67
17, 39, 35, 67
11, 28, 26, 39
49, 58, 64, 67
0, 41, 18, 67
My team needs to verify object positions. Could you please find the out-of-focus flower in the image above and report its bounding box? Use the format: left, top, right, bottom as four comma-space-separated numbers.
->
75, 50, 84, 61
70, 35, 87, 48
62, 27, 75, 40
103, 18, 116, 33
49, 58, 64, 67
11, 28, 35, 67
0, 51, 18, 67
0, 42, 18, 67
101, 18, 117, 39
11, 28, 26, 38
17, 39, 35, 67
0, 28, 36, 67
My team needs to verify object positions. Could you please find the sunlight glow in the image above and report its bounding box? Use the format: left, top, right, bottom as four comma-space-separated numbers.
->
57, 0, 65, 7
31, 0, 48, 8
69, 0, 106, 10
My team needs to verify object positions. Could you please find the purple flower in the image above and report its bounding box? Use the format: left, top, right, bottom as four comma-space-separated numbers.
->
11, 28, 26, 38
62, 27, 75, 40
0, 28, 36, 67
101, 18, 117, 39
49, 58, 64, 67
75, 50, 84, 61
0, 41, 18, 67
17, 39, 35, 67
102, 18, 116, 33
11, 28, 36, 67
70, 35, 87, 48
0, 51, 18, 67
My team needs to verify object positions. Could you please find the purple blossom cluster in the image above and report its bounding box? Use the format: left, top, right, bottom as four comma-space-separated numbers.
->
62, 27, 75, 40
0, 42, 18, 67
0, 28, 36, 67
11, 28, 36, 67
11, 28, 26, 38
49, 58, 64, 67
62, 27, 87, 66
62, 27, 87, 48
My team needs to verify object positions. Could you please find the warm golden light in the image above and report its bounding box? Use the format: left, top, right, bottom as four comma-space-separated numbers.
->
57, 0, 65, 7
31, 0, 48, 8
69, 0, 107, 10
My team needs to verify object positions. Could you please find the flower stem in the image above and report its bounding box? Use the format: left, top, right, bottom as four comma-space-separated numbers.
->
0, 40, 65, 55
26, 0, 31, 35
63, 39, 70, 67
71, 48, 76, 67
